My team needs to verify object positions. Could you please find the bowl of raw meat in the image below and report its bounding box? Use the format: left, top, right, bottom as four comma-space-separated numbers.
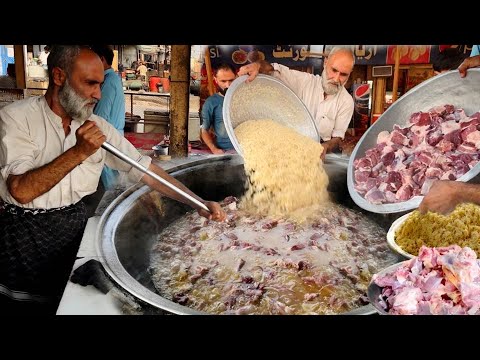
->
368, 245, 480, 315
367, 261, 403, 315
348, 68, 480, 214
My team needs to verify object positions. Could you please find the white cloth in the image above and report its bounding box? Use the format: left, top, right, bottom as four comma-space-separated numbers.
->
272, 63, 354, 141
38, 51, 49, 66
0, 96, 152, 209
137, 65, 148, 77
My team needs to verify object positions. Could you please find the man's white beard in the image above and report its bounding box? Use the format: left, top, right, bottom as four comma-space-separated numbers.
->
321, 68, 342, 96
59, 79, 97, 121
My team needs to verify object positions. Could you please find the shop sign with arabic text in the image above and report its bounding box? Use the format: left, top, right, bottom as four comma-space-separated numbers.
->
208, 45, 324, 68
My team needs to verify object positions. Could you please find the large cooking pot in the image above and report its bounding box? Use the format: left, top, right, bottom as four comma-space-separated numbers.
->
96, 154, 402, 315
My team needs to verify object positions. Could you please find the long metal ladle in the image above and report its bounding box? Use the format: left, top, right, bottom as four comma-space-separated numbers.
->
101, 142, 210, 213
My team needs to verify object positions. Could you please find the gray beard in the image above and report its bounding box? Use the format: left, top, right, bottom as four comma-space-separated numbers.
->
321, 68, 342, 96
59, 79, 97, 121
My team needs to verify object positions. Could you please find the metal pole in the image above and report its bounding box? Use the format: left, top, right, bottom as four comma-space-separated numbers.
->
130, 93, 133, 120
101, 142, 210, 213
392, 45, 401, 102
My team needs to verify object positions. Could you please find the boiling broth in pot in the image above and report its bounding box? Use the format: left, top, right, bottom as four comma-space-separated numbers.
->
150, 196, 397, 315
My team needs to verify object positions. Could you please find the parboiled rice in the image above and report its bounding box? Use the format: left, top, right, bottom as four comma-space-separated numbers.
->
395, 203, 480, 256
235, 119, 329, 222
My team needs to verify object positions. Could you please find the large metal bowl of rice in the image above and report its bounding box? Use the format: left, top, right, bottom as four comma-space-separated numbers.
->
223, 74, 320, 156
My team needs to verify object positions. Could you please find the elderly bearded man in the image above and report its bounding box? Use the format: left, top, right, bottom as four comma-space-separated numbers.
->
238, 47, 355, 159
0, 45, 226, 314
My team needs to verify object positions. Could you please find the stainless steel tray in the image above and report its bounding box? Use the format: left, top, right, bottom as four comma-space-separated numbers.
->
367, 261, 406, 315
223, 74, 320, 156
348, 68, 480, 214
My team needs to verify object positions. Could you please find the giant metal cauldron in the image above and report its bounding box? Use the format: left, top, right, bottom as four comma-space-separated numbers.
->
96, 154, 403, 315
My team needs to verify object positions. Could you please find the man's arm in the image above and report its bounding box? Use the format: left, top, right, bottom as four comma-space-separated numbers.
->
321, 137, 342, 159
458, 55, 480, 78
238, 60, 274, 83
239, 61, 313, 100
95, 119, 226, 222
140, 162, 226, 221
200, 128, 223, 154
7, 120, 105, 204
419, 180, 480, 214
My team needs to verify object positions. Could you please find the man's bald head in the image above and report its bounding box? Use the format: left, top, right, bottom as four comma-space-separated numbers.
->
326, 47, 355, 70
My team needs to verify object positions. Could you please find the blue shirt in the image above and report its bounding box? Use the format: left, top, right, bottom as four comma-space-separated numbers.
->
201, 93, 233, 150
94, 68, 125, 132
471, 45, 480, 57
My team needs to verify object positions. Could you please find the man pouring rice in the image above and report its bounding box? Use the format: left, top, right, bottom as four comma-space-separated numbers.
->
238, 47, 355, 159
